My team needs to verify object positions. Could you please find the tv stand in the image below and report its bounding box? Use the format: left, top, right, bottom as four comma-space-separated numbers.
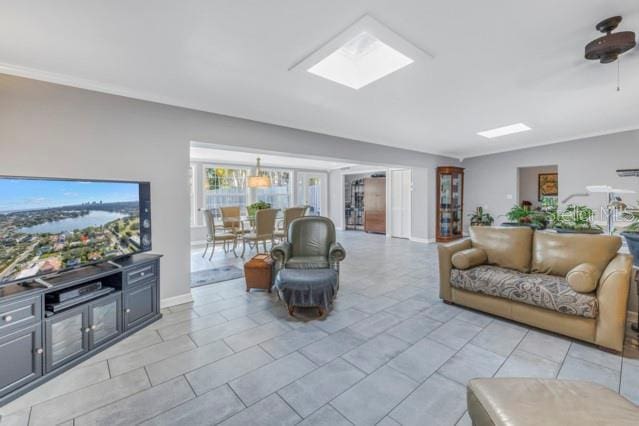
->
0, 253, 162, 406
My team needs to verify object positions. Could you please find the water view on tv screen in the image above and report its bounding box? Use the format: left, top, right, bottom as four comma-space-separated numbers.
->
0, 178, 141, 284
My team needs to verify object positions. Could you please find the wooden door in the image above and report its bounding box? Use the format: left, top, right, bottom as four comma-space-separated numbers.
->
364, 177, 386, 234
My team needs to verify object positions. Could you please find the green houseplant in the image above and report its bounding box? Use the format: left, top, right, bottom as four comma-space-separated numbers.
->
552, 204, 603, 234
503, 204, 548, 230
469, 206, 494, 226
247, 200, 271, 217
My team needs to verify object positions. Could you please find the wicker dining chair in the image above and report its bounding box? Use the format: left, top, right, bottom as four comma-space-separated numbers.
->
219, 206, 248, 236
274, 206, 307, 242
241, 208, 278, 257
202, 209, 238, 259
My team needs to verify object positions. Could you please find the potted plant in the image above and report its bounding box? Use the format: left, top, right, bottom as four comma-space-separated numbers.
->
552, 204, 603, 234
620, 209, 639, 265
469, 206, 494, 226
502, 204, 548, 230
247, 200, 271, 218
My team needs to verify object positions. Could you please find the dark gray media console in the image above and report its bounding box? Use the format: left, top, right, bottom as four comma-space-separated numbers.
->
0, 253, 162, 406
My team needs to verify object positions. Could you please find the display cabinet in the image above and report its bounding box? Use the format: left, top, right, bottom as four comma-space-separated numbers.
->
436, 166, 464, 242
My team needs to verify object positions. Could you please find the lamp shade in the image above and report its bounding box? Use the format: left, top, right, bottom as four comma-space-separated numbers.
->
248, 175, 271, 188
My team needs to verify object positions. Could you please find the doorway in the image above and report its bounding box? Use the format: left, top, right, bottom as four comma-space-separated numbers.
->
391, 169, 411, 239
517, 165, 558, 209
296, 172, 327, 216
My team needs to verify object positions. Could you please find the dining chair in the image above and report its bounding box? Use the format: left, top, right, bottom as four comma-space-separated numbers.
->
274, 206, 307, 242
241, 208, 278, 257
202, 209, 238, 259
220, 206, 247, 235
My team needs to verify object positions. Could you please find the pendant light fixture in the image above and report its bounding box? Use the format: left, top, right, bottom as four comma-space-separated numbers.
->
247, 157, 271, 188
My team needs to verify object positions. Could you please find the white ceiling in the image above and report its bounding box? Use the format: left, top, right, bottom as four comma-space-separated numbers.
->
1, 1, 638, 159
190, 145, 357, 171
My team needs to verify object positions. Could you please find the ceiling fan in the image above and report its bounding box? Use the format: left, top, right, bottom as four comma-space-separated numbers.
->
585, 16, 636, 63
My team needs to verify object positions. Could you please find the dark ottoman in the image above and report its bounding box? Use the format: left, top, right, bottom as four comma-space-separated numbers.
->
274, 269, 338, 317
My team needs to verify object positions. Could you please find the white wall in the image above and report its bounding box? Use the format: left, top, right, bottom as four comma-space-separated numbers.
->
463, 130, 639, 311
0, 74, 456, 305
518, 165, 558, 208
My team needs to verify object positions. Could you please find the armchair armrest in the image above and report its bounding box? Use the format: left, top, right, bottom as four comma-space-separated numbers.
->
438, 238, 472, 301
329, 242, 346, 264
595, 254, 633, 351
271, 242, 291, 269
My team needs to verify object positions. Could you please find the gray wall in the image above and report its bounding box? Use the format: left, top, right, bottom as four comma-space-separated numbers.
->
518, 165, 558, 208
463, 130, 639, 311
0, 74, 455, 304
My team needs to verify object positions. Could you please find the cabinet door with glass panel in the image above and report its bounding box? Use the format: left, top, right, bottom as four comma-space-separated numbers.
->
436, 167, 464, 242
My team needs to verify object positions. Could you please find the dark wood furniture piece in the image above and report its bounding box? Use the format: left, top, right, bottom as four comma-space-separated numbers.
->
0, 253, 162, 405
364, 177, 386, 234
436, 166, 464, 242
244, 254, 274, 292
345, 177, 364, 231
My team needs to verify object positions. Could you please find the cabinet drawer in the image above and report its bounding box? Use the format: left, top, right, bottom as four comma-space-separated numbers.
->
126, 263, 156, 286
0, 296, 42, 337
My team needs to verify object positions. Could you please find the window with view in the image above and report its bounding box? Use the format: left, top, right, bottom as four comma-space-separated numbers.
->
256, 170, 291, 210
203, 167, 248, 219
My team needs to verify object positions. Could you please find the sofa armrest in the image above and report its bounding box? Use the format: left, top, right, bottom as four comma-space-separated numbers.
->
271, 242, 291, 270
329, 242, 346, 265
438, 238, 472, 301
595, 254, 633, 351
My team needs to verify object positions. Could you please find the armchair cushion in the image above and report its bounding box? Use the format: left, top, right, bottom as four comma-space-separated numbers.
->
286, 256, 330, 269
329, 242, 346, 263
566, 263, 599, 293
452, 248, 487, 270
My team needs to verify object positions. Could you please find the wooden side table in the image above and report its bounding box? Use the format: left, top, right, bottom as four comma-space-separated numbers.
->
244, 254, 274, 292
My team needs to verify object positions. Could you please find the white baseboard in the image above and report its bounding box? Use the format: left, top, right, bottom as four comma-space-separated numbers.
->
191, 240, 207, 247
335, 226, 344, 231
161, 292, 193, 309
410, 236, 435, 244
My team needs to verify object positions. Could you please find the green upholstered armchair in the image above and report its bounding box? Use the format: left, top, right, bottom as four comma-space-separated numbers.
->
271, 216, 346, 277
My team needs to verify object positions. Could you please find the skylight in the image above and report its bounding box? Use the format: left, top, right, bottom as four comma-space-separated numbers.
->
477, 123, 532, 139
307, 32, 414, 90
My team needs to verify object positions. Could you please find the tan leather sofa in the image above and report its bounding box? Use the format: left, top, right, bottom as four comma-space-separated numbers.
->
438, 226, 633, 352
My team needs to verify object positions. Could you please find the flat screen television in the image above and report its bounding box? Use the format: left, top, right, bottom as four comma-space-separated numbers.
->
0, 176, 152, 285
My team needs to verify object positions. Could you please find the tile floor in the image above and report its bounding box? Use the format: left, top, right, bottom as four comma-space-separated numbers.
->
1, 231, 638, 425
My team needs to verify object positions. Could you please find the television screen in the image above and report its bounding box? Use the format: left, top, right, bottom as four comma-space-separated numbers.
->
0, 177, 151, 285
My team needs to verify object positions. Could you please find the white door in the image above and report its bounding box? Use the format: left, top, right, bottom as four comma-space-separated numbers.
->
296, 172, 327, 216
391, 169, 411, 238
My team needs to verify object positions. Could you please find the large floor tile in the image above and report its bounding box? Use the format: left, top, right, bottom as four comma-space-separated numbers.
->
224, 321, 291, 351
423, 303, 464, 322
454, 309, 494, 328
428, 317, 483, 350
108, 334, 196, 376
558, 355, 620, 391
0, 409, 29, 426
259, 326, 328, 358
279, 358, 365, 417
229, 351, 316, 405
567, 342, 622, 371
354, 296, 399, 314
74, 376, 194, 425
185, 346, 274, 395
471, 322, 527, 357
146, 339, 234, 385
517, 330, 570, 363
140, 384, 244, 426
438, 343, 505, 386
83, 329, 162, 365
390, 373, 467, 426
496, 349, 560, 379
300, 329, 366, 365
388, 337, 456, 382
188, 316, 259, 346
342, 333, 409, 373
156, 312, 228, 340
28, 368, 150, 426
386, 314, 442, 344
620, 358, 639, 404
219, 394, 301, 426
347, 311, 401, 339
383, 299, 431, 320
313, 308, 370, 333
297, 405, 352, 426
331, 365, 418, 425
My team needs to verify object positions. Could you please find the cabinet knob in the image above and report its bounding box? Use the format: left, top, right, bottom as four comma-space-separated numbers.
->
91, 324, 97, 330
140, 272, 145, 276
36, 348, 43, 355
3, 315, 12, 322
125, 308, 131, 313
84, 327, 91, 333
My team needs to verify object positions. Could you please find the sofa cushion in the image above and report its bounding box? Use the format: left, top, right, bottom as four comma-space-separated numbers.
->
531, 231, 621, 280
470, 226, 533, 273
450, 265, 598, 318
452, 248, 488, 270
566, 263, 599, 293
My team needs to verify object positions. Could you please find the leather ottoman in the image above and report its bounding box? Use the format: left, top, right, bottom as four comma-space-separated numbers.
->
273, 269, 338, 317
467, 378, 639, 426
